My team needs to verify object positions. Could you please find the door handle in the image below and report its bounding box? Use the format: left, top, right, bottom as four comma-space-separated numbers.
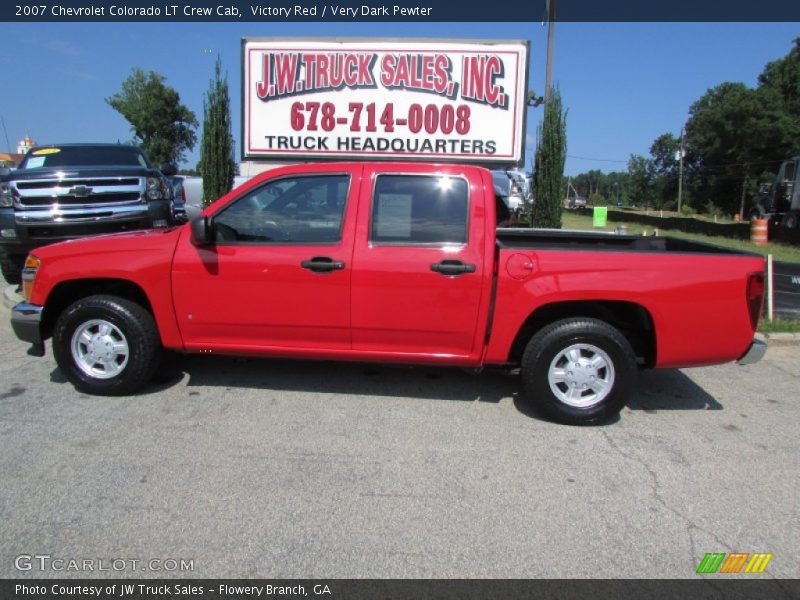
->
301, 256, 345, 273
430, 260, 476, 276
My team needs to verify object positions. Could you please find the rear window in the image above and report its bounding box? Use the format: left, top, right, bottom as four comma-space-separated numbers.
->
370, 175, 468, 244
19, 146, 150, 170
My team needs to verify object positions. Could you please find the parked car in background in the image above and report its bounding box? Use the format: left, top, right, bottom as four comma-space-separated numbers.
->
564, 195, 587, 209
168, 176, 188, 223
507, 169, 531, 199
0, 143, 177, 284
492, 170, 526, 213
171, 175, 252, 221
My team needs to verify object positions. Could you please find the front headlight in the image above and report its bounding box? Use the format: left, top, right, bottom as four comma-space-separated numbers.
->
146, 177, 162, 200
22, 255, 40, 301
0, 183, 14, 207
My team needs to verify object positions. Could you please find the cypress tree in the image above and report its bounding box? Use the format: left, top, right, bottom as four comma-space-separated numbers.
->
530, 87, 567, 228
201, 57, 235, 207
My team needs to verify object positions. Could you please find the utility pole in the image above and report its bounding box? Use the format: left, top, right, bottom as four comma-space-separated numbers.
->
0, 116, 10, 154
677, 126, 685, 213
544, 0, 556, 103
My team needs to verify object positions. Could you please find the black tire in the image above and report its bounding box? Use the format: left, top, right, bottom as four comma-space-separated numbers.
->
520, 318, 637, 425
52, 295, 162, 396
0, 252, 24, 285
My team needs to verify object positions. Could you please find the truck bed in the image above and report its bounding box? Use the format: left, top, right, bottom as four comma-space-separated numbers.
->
496, 228, 752, 256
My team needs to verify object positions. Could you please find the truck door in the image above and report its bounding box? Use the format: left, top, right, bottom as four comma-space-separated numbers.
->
171, 166, 360, 351
350, 165, 489, 361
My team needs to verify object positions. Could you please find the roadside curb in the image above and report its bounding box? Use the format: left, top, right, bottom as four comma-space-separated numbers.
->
763, 332, 800, 346
2, 285, 22, 310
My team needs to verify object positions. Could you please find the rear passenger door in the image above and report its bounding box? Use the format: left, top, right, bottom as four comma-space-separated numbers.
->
350, 165, 488, 360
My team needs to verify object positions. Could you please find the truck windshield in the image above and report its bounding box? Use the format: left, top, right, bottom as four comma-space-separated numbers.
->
18, 146, 150, 170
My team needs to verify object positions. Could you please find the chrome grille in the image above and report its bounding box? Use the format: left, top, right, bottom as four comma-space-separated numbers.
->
16, 178, 140, 190
15, 176, 144, 208
21, 192, 142, 206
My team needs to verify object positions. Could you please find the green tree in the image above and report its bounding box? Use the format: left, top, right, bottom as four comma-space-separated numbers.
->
530, 88, 567, 228
106, 68, 197, 165
649, 133, 680, 209
627, 154, 655, 208
758, 37, 800, 132
684, 82, 775, 215
568, 170, 631, 205
680, 40, 800, 215
200, 57, 236, 207
604, 171, 631, 204
572, 169, 604, 199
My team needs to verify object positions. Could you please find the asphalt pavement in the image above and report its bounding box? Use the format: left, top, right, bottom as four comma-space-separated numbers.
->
0, 299, 798, 579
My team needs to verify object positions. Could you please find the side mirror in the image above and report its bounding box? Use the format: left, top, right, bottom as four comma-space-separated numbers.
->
159, 163, 178, 177
190, 215, 212, 246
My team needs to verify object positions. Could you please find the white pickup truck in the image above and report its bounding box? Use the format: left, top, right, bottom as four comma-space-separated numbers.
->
172, 175, 253, 220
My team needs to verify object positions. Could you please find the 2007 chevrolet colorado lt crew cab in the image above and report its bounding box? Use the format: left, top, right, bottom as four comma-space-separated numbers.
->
11, 162, 766, 424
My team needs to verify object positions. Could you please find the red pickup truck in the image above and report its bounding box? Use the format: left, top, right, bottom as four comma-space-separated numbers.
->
11, 162, 766, 424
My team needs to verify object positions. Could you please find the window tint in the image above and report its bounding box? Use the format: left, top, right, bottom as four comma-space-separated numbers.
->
214, 175, 350, 243
19, 146, 150, 169
784, 161, 795, 183
371, 175, 468, 244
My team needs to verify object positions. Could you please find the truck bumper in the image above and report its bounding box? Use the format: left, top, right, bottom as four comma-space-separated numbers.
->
11, 301, 45, 357
0, 208, 31, 254
1, 201, 173, 257
736, 337, 767, 365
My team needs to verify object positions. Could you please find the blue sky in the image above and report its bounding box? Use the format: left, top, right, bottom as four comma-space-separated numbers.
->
1, 21, 797, 175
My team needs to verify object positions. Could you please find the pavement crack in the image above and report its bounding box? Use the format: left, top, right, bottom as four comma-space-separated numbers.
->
600, 430, 733, 570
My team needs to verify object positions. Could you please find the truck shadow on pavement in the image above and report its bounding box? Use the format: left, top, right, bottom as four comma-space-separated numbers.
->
149, 353, 518, 404
49, 354, 721, 421
627, 369, 722, 412
96, 353, 724, 421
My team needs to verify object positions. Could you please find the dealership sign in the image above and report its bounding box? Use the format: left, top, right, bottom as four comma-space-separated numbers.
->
242, 38, 529, 165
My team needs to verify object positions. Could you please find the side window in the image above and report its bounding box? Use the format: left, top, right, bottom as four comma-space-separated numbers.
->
370, 175, 468, 244
213, 175, 350, 243
784, 161, 795, 183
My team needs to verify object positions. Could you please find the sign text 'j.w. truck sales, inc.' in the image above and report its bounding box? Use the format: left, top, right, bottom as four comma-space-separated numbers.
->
242, 38, 529, 165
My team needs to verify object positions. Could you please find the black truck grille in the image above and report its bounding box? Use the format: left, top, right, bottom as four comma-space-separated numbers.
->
26, 220, 149, 240
21, 192, 142, 206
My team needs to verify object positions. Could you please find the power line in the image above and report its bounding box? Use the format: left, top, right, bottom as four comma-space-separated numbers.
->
568, 154, 785, 170
568, 154, 628, 163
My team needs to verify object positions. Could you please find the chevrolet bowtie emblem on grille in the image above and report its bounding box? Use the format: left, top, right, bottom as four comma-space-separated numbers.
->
68, 185, 92, 197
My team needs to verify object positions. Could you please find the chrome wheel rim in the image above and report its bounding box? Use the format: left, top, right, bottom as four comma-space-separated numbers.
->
71, 319, 129, 379
548, 343, 615, 408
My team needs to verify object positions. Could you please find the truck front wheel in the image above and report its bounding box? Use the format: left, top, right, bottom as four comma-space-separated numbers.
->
521, 318, 637, 425
53, 295, 162, 396
0, 252, 24, 285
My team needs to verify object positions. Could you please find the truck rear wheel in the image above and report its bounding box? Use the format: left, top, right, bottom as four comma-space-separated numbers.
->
520, 318, 637, 425
52, 295, 162, 396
